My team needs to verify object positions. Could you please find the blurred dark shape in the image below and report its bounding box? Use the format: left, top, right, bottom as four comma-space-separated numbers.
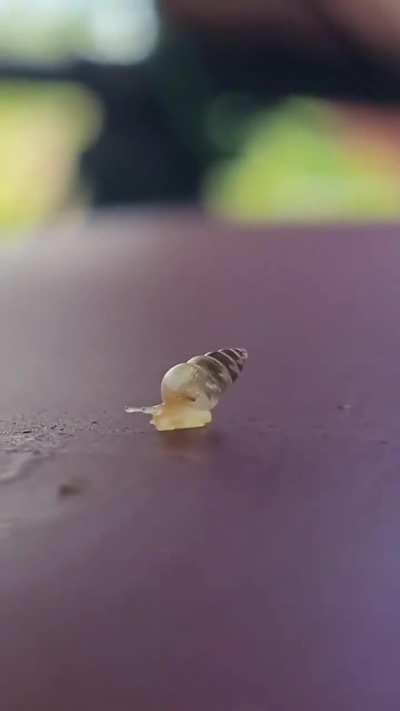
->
82, 19, 400, 207
2, 6, 400, 208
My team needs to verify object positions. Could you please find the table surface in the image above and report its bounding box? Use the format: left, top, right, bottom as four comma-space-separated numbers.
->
2, 211, 400, 711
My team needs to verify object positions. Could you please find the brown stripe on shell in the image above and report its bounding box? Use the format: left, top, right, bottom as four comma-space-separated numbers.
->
232, 347, 248, 359
188, 355, 232, 389
205, 350, 239, 381
224, 348, 246, 370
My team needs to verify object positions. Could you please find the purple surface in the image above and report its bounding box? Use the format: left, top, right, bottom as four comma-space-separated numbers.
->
1, 212, 400, 710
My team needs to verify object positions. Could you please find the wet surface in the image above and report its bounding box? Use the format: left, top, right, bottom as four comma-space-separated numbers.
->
2, 212, 400, 710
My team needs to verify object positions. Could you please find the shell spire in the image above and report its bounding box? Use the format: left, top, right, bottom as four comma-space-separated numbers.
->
125, 347, 248, 431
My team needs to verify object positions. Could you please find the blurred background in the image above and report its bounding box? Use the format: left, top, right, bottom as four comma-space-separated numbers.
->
2, 0, 400, 237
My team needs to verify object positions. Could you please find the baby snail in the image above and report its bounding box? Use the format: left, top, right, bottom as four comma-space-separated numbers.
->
125, 347, 248, 431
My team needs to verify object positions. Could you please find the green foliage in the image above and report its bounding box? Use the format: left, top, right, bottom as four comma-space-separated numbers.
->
204, 98, 400, 223
0, 82, 101, 236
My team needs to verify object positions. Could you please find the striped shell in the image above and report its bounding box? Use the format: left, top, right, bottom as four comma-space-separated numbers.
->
185, 348, 248, 409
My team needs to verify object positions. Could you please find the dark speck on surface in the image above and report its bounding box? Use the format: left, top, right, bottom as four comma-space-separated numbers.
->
58, 481, 85, 498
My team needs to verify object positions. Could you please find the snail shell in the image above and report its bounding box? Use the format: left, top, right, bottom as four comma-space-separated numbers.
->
125, 348, 248, 431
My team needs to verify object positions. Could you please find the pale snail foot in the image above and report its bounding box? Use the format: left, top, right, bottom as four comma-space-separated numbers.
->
152, 403, 212, 431
125, 402, 212, 431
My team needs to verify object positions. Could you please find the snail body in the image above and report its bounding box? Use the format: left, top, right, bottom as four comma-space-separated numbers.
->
125, 348, 248, 431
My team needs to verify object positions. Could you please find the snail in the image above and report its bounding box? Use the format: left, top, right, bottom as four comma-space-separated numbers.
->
125, 348, 248, 431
